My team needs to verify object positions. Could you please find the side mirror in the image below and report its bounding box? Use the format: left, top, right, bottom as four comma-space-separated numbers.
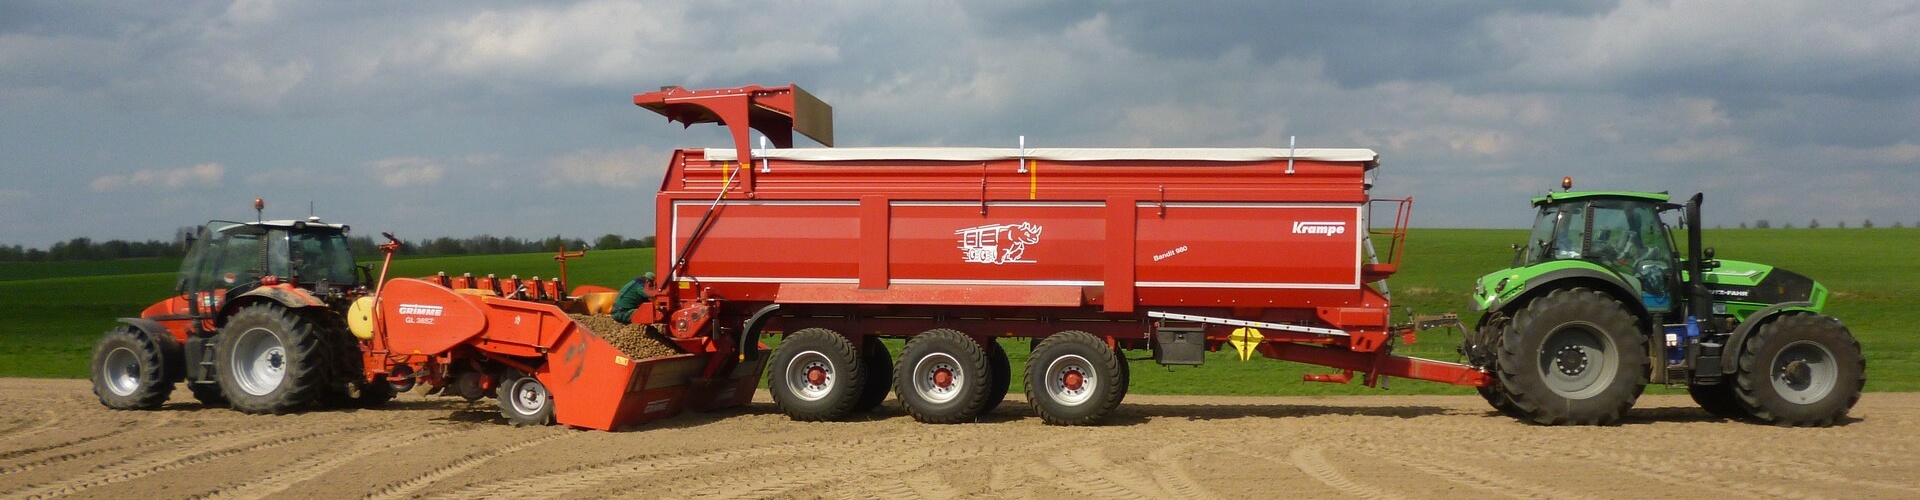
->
1703, 247, 1715, 260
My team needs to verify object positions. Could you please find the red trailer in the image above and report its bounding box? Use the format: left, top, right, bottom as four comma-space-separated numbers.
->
633, 84, 1489, 425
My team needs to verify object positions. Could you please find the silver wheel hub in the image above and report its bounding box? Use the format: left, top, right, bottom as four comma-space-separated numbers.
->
103, 346, 141, 397
784, 350, 835, 402
230, 327, 288, 397
1537, 323, 1616, 399
508, 378, 549, 415
1044, 354, 1096, 406
1771, 340, 1838, 404
911, 353, 964, 404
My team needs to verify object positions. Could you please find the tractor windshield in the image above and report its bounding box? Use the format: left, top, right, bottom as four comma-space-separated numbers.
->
287, 231, 359, 286
1518, 203, 1583, 266
1517, 199, 1678, 302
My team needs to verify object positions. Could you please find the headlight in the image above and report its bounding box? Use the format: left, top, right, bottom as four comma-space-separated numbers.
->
1494, 277, 1512, 294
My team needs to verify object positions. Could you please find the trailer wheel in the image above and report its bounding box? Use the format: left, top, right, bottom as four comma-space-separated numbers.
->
1733, 314, 1864, 427
768, 328, 866, 421
854, 336, 893, 413
980, 339, 1011, 415
894, 329, 992, 424
498, 373, 554, 426
1497, 288, 1647, 425
216, 303, 329, 415
1688, 381, 1746, 419
90, 326, 175, 410
1113, 345, 1131, 406
1025, 331, 1124, 426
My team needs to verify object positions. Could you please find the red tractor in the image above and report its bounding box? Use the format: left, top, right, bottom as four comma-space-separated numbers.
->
89, 201, 392, 414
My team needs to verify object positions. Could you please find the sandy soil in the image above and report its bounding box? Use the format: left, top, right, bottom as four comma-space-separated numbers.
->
3, 378, 1916, 499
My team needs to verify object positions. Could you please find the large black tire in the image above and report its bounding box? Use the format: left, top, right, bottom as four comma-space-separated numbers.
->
980, 339, 1012, 415
1733, 314, 1865, 427
894, 329, 992, 424
215, 303, 330, 415
497, 372, 555, 427
1113, 346, 1130, 407
90, 326, 175, 410
767, 328, 866, 421
1497, 288, 1649, 425
1688, 381, 1746, 419
853, 336, 893, 413
1472, 317, 1522, 418
1024, 331, 1125, 426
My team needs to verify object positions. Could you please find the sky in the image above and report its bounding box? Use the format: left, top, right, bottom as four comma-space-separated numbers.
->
4, 0, 1918, 248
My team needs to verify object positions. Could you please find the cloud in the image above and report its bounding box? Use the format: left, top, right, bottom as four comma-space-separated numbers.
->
365, 157, 445, 188
88, 163, 224, 192
541, 146, 664, 188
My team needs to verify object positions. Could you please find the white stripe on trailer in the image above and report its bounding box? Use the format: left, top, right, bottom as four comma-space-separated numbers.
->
1146, 311, 1350, 337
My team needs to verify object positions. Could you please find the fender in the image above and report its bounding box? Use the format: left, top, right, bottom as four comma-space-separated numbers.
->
739, 304, 782, 361
1494, 267, 1650, 329
1712, 301, 1816, 375
115, 318, 186, 383
216, 286, 326, 326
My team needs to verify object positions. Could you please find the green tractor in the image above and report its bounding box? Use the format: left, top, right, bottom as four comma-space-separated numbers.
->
1465, 181, 1864, 426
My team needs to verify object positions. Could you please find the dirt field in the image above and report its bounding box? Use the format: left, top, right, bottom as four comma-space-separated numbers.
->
3, 378, 1916, 499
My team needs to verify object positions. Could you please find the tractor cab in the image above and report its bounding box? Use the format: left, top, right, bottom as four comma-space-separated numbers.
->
177, 218, 361, 319
1513, 190, 1681, 312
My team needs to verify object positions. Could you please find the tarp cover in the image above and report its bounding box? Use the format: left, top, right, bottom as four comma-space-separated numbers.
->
701, 147, 1378, 164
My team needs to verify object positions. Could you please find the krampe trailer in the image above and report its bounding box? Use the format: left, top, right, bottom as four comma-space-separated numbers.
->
630, 85, 1489, 425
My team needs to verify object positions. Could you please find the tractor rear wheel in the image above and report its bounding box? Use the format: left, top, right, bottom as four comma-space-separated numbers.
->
767, 328, 866, 421
498, 372, 554, 426
90, 326, 175, 410
216, 303, 330, 415
1497, 288, 1648, 425
854, 336, 893, 413
1733, 314, 1864, 427
980, 339, 1011, 415
1688, 381, 1746, 419
1025, 331, 1125, 426
895, 329, 992, 424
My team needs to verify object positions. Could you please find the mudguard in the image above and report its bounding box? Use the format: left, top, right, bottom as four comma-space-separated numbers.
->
114, 317, 186, 383
1713, 301, 1817, 375
739, 304, 781, 361
217, 286, 327, 326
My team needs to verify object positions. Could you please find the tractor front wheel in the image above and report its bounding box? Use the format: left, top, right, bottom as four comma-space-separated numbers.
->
767, 328, 866, 421
1497, 288, 1648, 425
216, 303, 330, 415
90, 326, 175, 410
1733, 314, 1864, 427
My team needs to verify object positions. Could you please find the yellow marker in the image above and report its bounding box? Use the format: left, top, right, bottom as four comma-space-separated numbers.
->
1028, 160, 1038, 199
1228, 327, 1264, 361
614, 355, 630, 366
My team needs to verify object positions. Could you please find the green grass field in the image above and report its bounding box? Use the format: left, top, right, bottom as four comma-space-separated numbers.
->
3, 228, 1913, 398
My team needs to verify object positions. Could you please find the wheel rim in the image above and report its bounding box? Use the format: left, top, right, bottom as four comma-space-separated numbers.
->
784, 350, 836, 402
1536, 323, 1617, 399
911, 352, 964, 404
507, 378, 549, 416
230, 327, 288, 397
1044, 354, 1096, 406
1770, 340, 1838, 404
103, 346, 142, 397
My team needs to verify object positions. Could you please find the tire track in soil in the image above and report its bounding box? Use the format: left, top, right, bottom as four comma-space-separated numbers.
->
1352, 442, 1589, 500
635, 433, 975, 500
1235, 446, 1404, 500
670, 434, 1076, 500
0, 426, 134, 462
1037, 446, 1174, 498
361, 431, 573, 500
0, 409, 64, 443
0, 421, 304, 477
194, 427, 473, 500
1451, 442, 1829, 500
1144, 442, 1220, 500
2, 422, 394, 499
424, 433, 947, 499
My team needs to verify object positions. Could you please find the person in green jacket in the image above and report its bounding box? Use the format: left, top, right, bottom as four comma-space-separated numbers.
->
611, 272, 654, 324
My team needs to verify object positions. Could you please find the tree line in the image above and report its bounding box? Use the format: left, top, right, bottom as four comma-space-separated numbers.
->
0, 232, 656, 263
1739, 219, 1909, 229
